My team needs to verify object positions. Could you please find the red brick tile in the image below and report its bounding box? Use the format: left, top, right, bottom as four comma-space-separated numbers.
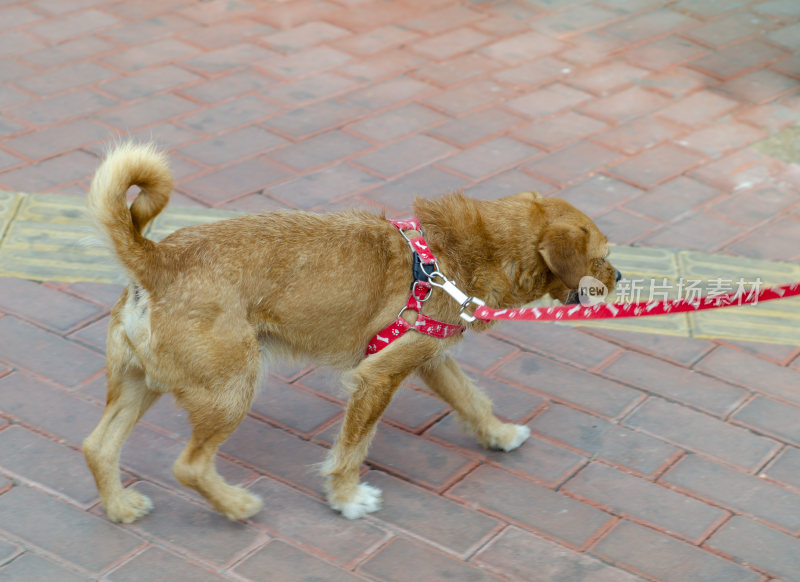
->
579, 86, 669, 124
0, 278, 103, 333
496, 353, 642, 418
672, 0, 749, 18
682, 12, 775, 47
449, 464, 612, 546
628, 34, 711, 74
0, 316, 104, 387
532, 403, 680, 475
248, 477, 387, 565
125, 482, 260, 564
341, 77, 437, 113
260, 45, 352, 78
594, 207, 660, 243
524, 141, 622, 186
592, 521, 760, 582
0, 6, 44, 30
708, 516, 800, 582
0, 85, 30, 110
767, 21, 800, 51
424, 79, 513, 116
0, 426, 103, 506
180, 157, 293, 205
99, 65, 201, 100
752, 0, 800, 18
555, 175, 641, 217
264, 21, 351, 52
732, 396, 800, 445
259, 1, 343, 30
178, 70, 277, 103
0, 147, 102, 190
263, 98, 368, 139
717, 340, 799, 366
506, 83, 593, 119
530, 4, 621, 38
690, 39, 788, 80
427, 108, 525, 147
177, 126, 287, 166
177, 0, 259, 24
179, 43, 277, 75
480, 31, 566, 63
608, 143, 702, 188
466, 168, 557, 199
708, 184, 800, 226
234, 541, 363, 582
337, 49, 428, 82
180, 95, 280, 134
269, 163, 380, 209
98, 93, 199, 131
379, 385, 448, 432
559, 31, 628, 67
360, 537, 500, 582
0, 552, 86, 582
736, 101, 800, 131
663, 454, 800, 532
221, 417, 330, 494
511, 111, 608, 151
415, 52, 503, 88
27, 9, 118, 43
251, 377, 341, 435
359, 165, 468, 211
689, 149, 782, 191
347, 103, 448, 142
717, 68, 799, 104
566, 61, 650, 96
0, 485, 141, 573
335, 24, 420, 56
657, 90, 741, 126
317, 422, 474, 489
439, 137, 540, 180
453, 332, 517, 371
7, 89, 118, 125
696, 347, 800, 406
263, 72, 359, 107
592, 116, 684, 155
604, 9, 699, 43
725, 216, 800, 260
626, 398, 779, 470
411, 28, 491, 60
354, 134, 456, 178
643, 67, 717, 98
639, 210, 743, 251
476, 526, 643, 582
763, 446, 800, 490
109, 547, 228, 582
491, 56, 573, 89
103, 12, 198, 45
566, 462, 726, 541
497, 432, 587, 485
15, 62, 117, 97
623, 175, 722, 221
602, 351, 747, 416
364, 471, 500, 553
402, 4, 486, 35
272, 130, 371, 172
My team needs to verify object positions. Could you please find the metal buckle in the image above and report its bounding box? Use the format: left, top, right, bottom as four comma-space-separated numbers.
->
458, 296, 486, 322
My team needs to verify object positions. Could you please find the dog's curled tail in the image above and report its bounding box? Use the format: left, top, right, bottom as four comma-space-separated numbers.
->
87, 142, 172, 283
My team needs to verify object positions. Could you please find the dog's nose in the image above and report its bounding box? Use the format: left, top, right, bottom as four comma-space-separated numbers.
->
615, 269, 622, 283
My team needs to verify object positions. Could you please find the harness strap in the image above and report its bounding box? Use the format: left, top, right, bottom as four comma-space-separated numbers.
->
366, 219, 464, 357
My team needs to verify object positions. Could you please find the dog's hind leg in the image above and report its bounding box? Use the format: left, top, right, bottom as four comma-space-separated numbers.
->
171, 363, 262, 521
83, 364, 161, 523
418, 354, 530, 451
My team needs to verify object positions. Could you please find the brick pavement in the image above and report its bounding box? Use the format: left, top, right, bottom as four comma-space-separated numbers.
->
1, 0, 800, 581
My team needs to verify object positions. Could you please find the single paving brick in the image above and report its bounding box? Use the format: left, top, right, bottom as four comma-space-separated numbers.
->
496, 353, 643, 418
625, 398, 778, 470
601, 351, 747, 417
707, 516, 800, 582
530, 404, 680, 475
476, 526, 646, 582
0, 278, 103, 332
0, 552, 88, 582
251, 377, 341, 434
364, 471, 500, 554
662, 454, 800, 532
107, 547, 227, 582
592, 520, 760, 582
449, 465, 612, 547
762, 446, 800, 490
233, 541, 367, 582
359, 537, 500, 582
732, 395, 800, 445
0, 486, 142, 573
564, 462, 726, 541
353, 134, 457, 178
128, 482, 259, 565
248, 477, 387, 566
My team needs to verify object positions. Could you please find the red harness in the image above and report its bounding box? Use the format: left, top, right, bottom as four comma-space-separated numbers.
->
365, 218, 464, 356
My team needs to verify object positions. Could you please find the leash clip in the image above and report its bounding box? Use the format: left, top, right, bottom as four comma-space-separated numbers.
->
430, 276, 486, 322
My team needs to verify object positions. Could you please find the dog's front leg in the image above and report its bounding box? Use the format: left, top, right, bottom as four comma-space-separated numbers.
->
321, 340, 427, 519
419, 354, 530, 451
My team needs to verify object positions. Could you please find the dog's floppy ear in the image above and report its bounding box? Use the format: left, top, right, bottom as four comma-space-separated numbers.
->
539, 224, 590, 289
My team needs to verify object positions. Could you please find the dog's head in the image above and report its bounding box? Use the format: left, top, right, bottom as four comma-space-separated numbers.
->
533, 196, 621, 305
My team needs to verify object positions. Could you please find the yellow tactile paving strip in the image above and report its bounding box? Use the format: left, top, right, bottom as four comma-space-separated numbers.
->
1, 192, 798, 344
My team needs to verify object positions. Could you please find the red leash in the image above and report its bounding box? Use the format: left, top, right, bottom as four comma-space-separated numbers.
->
473, 282, 800, 323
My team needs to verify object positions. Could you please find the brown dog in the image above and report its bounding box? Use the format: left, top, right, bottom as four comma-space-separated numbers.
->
82, 143, 619, 523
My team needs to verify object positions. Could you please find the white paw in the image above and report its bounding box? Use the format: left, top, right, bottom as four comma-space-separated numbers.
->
502, 424, 530, 452
331, 483, 382, 520
106, 489, 153, 524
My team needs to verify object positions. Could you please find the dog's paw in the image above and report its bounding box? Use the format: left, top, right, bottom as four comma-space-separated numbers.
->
486, 423, 530, 452
330, 483, 382, 520
105, 489, 153, 524
219, 488, 263, 521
